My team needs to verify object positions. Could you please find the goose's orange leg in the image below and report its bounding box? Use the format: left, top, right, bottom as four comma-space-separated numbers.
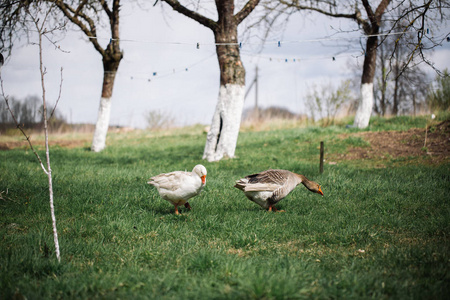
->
174, 205, 180, 215
268, 206, 285, 212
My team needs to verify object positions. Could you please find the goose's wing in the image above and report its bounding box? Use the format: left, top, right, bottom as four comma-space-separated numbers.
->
247, 169, 290, 184
236, 169, 291, 192
149, 171, 190, 191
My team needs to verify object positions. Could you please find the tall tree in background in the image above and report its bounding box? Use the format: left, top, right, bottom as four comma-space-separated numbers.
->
387, 0, 450, 78
53, 0, 123, 152
374, 20, 429, 116
374, 39, 389, 116
161, 0, 260, 162
0, 0, 123, 152
352, 0, 392, 128
263, 0, 448, 126
382, 1, 449, 116
271, 0, 392, 128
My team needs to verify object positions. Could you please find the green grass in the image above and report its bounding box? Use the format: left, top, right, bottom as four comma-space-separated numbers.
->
1, 116, 449, 299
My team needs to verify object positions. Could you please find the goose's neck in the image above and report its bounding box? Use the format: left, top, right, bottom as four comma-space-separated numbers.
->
295, 174, 308, 186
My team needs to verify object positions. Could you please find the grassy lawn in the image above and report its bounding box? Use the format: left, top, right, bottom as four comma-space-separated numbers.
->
1, 116, 449, 299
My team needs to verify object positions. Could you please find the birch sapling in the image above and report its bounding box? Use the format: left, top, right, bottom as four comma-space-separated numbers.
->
0, 5, 64, 262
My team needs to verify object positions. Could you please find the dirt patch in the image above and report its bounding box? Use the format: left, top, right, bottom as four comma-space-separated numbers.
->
330, 120, 450, 165
2, 121, 449, 165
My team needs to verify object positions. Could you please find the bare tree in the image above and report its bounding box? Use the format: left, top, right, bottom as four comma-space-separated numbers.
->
1, 0, 124, 152
1, 3, 64, 262
0, 96, 40, 126
306, 80, 353, 126
145, 109, 176, 130
53, 0, 123, 152
374, 40, 389, 116
261, 0, 448, 127
397, 66, 429, 115
160, 0, 260, 162
267, 0, 392, 128
386, 0, 450, 78
0, 1, 31, 55
373, 18, 430, 116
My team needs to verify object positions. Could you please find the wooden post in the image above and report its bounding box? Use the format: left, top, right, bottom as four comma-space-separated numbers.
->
320, 141, 324, 174
424, 124, 428, 148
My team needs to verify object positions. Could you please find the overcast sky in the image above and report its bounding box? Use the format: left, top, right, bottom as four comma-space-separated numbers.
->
2, 2, 449, 129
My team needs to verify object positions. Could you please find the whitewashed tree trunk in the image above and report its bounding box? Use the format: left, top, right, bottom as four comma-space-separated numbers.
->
350, 1, 390, 128
91, 97, 112, 152
203, 84, 245, 162
353, 83, 374, 128
51, 0, 123, 153
161, 0, 260, 162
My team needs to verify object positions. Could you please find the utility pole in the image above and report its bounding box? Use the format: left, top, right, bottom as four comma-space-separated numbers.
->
254, 65, 259, 119
244, 65, 260, 120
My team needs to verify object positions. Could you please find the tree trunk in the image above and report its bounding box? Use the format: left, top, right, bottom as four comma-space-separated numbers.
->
91, 96, 112, 152
203, 3, 246, 162
380, 52, 387, 116
161, 0, 259, 161
354, 35, 377, 128
91, 56, 120, 152
354, 82, 374, 127
352, 0, 391, 128
392, 76, 399, 115
91, 0, 122, 152
380, 76, 387, 116
392, 48, 400, 115
91, 33, 122, 152
204, 84, 245, 161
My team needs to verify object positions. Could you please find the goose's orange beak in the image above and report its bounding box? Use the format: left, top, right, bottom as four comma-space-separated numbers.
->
201, 175, 206, 184
317, 187, 323, 196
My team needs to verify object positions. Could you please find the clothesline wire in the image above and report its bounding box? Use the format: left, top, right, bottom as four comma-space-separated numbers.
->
87, 31, 407, 47
102, 47, 362, 82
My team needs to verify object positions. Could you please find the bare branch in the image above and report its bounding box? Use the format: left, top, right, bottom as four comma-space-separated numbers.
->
161, 0, 218, 30
388, 0, 447, 78
235, 0, 261, 25
279, 0, 357, 20
99, 0, 113, 20
361, 0, 375, 22
74, 0, 89, 18
52, 0, 105, 56
50, 67, 63, 119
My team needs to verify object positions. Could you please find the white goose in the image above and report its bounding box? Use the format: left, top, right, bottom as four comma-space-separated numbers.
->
148, 164, 207, 215
235, 169, 323, 211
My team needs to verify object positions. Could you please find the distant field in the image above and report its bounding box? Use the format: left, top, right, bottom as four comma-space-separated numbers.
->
1, 115, 449, 299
